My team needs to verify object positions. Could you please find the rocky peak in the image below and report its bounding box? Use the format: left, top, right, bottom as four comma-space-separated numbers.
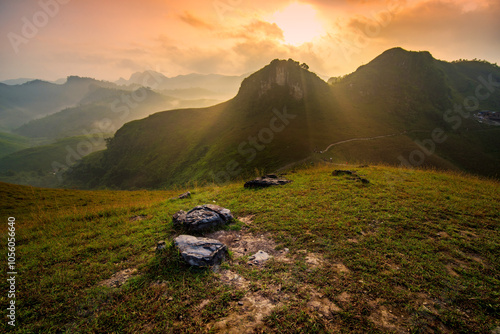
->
236, 59, 321, 101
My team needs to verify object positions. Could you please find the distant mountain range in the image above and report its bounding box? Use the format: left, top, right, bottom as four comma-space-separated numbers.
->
115, 71, 248, 101
0, 71, 247, 187
0, 72, 247, 132
0, 78, 67, 85
65, 48, 500, 189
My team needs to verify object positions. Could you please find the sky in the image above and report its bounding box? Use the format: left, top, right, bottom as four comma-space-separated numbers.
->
1, 0, 499, 82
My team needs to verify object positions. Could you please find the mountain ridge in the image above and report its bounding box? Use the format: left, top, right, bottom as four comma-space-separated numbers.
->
65, 49, 500, 189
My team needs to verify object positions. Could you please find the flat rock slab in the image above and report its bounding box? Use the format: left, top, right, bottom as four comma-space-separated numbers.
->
172, 204, 233, 232
174, 235, 228, 267
244, 176, 292, 188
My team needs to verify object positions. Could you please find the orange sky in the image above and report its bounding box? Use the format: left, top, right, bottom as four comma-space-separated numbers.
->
1, 0, 499, 81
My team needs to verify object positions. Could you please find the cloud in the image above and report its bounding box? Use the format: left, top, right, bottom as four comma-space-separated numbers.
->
374, 0, 500, 53
223, 20, 284, 41
179, 11, 214, 30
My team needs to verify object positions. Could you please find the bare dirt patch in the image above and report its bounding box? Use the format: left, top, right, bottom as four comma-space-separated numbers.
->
150, 280, 168, 289
446, 264, 460, 277
305, 252, 324, 268
219, 269, 250, 289
369, 304, 402, 331
336, 291, 351, 303
460, 230, 478, 239
238, 215, 255, 225
98, 268, 138, 288
437, 231, 450, 238
468, 253, 487, 267
367, 298, 408, 332
211, 292, 277, 333
129, 215, 150, 222
194, 299, 211, 312
305, 287, 342, 319
331, 262, 350, 274
207, 229, 290, 264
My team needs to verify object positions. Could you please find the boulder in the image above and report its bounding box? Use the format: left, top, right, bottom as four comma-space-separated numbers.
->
172, 204, 234, 232
174, 235, 228, 267
244, 175, 292, 188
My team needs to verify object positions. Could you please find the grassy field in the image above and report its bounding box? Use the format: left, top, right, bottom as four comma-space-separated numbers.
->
1, 164, 499, 333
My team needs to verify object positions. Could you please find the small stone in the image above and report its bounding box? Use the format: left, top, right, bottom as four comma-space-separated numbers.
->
238, 301, 244, 306
156, 240, 166, 252
248, 250, 271, 264
178, 191, 191, 199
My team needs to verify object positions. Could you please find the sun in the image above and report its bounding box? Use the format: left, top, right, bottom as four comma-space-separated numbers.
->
271, 3, 324, 46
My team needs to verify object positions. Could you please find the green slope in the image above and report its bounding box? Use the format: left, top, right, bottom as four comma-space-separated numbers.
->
330, 48, 500, 177
0, 132, 31, 158
66, 50, 500, 189
0, 135, 107, 187
66, 59, 396, 189
1, 165, 499, 333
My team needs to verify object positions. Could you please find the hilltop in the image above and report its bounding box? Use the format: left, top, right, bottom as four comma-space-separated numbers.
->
1, 164, 499, 333
66, 49, 500, 189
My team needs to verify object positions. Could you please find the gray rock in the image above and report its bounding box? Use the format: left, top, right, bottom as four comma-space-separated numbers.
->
156, 240, 166, 252
244, 176, 292, 188
248, 250, 271, 265
178, 191, 191, 199
172, 210, 187, 228
174, 235, 228, 267
172, 204, 234, 232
